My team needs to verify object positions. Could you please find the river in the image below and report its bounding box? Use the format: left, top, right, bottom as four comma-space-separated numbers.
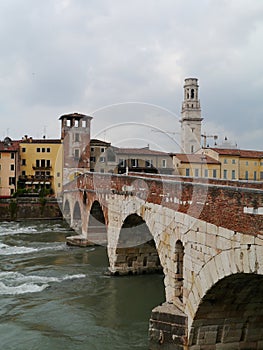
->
0, 220, 165, 350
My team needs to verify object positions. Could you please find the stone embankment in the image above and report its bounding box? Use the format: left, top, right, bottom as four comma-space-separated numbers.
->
0, 197, 62, 221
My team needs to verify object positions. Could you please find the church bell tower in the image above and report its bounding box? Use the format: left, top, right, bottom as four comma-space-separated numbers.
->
180, 78, 203, 153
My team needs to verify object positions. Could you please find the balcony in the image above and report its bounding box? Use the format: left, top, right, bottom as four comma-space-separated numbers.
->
32, 166, 52, 170
19, 175, 53, 184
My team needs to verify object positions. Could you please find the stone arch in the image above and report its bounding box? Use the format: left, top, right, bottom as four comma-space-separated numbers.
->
63, 199, 71, 221
72, 201, 82, 233
113, 213, 163, 275
189, 273, 263, 348
87, 200, 107, 246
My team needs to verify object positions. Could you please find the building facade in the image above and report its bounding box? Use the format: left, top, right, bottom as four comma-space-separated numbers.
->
0, 137, 20, 197
204, 148, 263, 181
18, 136, 62, 196
172, 153, 221, 178
90, 140, 174, 175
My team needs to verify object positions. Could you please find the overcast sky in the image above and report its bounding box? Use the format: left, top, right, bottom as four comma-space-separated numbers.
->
0, 0, 262, 152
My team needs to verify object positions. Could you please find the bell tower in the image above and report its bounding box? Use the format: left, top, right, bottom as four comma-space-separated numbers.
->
180, 78, 203, 153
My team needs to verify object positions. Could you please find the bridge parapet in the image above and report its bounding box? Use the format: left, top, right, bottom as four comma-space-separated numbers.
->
63, 172, 263, 236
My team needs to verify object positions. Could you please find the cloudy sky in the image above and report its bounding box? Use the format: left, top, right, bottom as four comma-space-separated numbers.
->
0, 0, 262, 152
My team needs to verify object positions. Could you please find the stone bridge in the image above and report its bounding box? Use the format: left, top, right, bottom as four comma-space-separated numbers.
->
62, 172, 263, 350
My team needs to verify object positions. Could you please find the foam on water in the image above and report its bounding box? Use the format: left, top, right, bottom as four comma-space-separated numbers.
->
0, 242, 67, 256
0, 271, 86, 295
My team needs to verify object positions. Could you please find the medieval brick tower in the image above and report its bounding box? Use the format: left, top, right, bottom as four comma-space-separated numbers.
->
59, 112, 93, 183
180, 78, 203, 153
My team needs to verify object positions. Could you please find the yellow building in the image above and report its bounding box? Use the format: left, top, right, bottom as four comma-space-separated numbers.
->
0, 137, 20, 197
172, 153, 221, 178
204, 148, 263, 181
18, 136, 62, 196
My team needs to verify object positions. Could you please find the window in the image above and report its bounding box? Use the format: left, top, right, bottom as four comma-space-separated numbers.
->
213, 169, 217, 178
9, 177, 15, 185
260, 162, 263, 166
100, 169, 105, 173
42, 148, 45, 152
131, 159, 138, 167
194, 168, 199, 177
74, 120, 79, 127
11, 153, 15, 159
99, 157, 105, 163
245, 171, 249, 180
90, 156, 96, 162
10, 164, 14, 171
37, 148, 40, 152
46, 160, 51, 168
224, 159, 228, 164
57, 172, 60, 177
22, 171, 26, 176
260, 172, 263, 180
75, 133, 80, 142
47, 148, 50, 153
58, 183, 61, 188
119, 159, 125, 167
66, 119, 71, 127
254, 171, 257, 181
91, 147, 94, 152
22, 159, 26, 166
254, 162, 257, 166
82, 120, 87, 128
41, 159, 45, 167
223, 169, 227, 179
101, 147, 105, 153
232, 170, 236, 180
36, 159, 40, 167
22, 147, 26, 153
191, 145, 194, 153
246, 161, 249, 166
145, 159, 153, 167
232, 159, 236, 164
186, 168, 190, 176
74, 149, 80, 160
204, 169, 208, 177
162, 159, 167, 168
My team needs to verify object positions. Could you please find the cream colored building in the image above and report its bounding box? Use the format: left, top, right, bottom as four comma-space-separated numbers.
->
90, 140, 174, 175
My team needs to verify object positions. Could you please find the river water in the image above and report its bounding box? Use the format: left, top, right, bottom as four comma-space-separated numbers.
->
0, 220, 165, 350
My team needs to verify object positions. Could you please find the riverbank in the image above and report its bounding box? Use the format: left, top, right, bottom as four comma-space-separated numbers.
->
0, 197, 62, 221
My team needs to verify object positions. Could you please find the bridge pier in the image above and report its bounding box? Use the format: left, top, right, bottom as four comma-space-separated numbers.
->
108, 240, 163, 276
149, 302, 188, 350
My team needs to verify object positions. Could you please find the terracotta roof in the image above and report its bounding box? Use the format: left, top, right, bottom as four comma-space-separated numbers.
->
20, 138, 61, 144
114, 147, 170, 157
0, 140, 20, 152
173, 153, 220, 164
210, 148, 263, 159
90, 139, 111, 147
